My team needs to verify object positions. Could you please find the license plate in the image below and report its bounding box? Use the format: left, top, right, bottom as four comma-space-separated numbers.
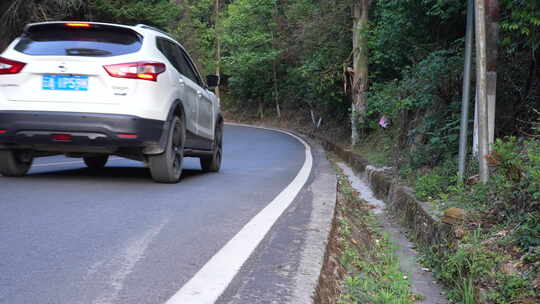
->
42, 75, 89, 91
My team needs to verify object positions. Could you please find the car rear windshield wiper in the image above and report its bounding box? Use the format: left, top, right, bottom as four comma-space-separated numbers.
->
65, 48, 112, 56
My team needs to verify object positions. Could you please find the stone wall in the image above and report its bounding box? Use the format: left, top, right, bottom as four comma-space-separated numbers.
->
315, 135, 452, 249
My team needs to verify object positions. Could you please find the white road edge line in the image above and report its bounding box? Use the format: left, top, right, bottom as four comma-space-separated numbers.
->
33, 157, 123, 167
165, 124, 313, 304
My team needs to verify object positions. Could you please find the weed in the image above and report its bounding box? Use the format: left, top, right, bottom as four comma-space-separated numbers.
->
352, 130, 393, 167
514, 212, 540, 252
461, 277, 475, 304
335, 165, 416, 304
487, 273, 534, 303
338, 217, 352, 238
415, 172, 448, 201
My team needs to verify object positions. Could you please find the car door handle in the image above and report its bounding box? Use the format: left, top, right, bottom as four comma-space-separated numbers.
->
197, 91, 203, 98
178, 78, 185, 86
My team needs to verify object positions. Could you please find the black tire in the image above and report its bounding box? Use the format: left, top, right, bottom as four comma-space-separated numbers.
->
83, 155, 109, 170
0, 150, 33, 177
149, 116, 185, 183
200, 122, 223, 172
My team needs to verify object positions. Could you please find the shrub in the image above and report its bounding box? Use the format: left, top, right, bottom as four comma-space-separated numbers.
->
366, 49, 464, 169
487, 137, 540, 214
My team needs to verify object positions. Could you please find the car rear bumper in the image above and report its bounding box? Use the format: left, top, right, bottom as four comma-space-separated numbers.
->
0, 111, 167, 154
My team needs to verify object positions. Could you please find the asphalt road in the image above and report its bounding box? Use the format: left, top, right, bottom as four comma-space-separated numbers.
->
0, 125, 308, 304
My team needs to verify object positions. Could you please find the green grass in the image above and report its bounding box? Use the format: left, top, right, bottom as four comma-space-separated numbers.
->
338, 235, 417, 304
352, 130, 393, 167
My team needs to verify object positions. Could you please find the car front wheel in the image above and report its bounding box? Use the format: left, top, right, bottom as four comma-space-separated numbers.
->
0, 150, 33, 177
149, 116, 185, 183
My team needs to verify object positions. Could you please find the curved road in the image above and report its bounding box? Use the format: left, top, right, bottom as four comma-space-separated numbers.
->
0, 125, 308, 304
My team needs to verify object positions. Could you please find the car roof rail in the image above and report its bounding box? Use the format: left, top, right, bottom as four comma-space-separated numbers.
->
135, 24, 172, 36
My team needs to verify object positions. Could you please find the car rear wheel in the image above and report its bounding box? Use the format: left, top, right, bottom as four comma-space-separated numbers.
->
200, 122, 223, 172
149, 116, 185, 183
83, 155, 109, 170
0, 150, 33, 177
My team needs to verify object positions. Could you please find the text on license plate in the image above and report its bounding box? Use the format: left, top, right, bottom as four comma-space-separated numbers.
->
42, 75, 89, 91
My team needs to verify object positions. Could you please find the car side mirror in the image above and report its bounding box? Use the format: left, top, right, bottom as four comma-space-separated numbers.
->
206, 75, 220, 89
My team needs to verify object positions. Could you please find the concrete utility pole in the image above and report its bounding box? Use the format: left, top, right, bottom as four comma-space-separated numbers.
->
458, 0, 474, 181
473, 0, 499, 154
485, 0, 499, 147
475, 0, 490, 183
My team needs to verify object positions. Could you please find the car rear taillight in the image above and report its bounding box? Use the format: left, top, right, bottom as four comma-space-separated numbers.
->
117, 133, 138, 139
0, 130, 7, 134
0, 57, 26, 75
52, 134, 72, 141
103, 62, 166, 82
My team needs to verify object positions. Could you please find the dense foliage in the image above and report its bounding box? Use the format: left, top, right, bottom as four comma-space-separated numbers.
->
221, 0, 281, 108
0, 0, 181, 51
88, 0, 180, 29
221, 0, 352, 121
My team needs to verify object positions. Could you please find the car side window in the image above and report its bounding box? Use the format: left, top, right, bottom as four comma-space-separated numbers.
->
173, 47, 199, 85
156, 37, 203, 87
179, 50, 204, 87
156, 38, 180, 73
155, 38, 189, 79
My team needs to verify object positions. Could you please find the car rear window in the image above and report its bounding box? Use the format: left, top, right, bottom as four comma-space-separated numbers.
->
14, 24, 142, 57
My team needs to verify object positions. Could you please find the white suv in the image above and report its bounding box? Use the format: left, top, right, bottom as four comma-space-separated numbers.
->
0, 21, 223, 183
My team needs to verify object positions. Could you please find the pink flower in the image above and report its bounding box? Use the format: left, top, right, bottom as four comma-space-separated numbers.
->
379, 116, 389, 128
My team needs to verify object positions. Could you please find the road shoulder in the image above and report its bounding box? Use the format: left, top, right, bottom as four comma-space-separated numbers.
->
216, 134, 337, 304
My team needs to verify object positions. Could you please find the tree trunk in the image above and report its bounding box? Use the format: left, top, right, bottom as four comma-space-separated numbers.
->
214, 0, 221, 99
272, 2, 281, 119
475, 0, 490, 183
272, 60, 281, 118
351, 0, 370, 147
258, 100, 264, 120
